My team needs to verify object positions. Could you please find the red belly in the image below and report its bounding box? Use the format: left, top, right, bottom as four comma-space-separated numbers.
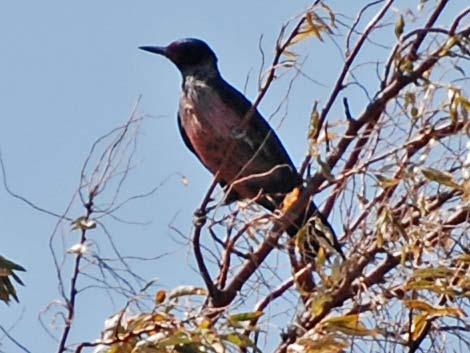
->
180, 93, 268, 200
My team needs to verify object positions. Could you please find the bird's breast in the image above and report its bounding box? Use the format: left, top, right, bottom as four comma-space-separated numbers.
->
179, 79, 297, 202
179, 83, 258, 183
180, 83, 246, 155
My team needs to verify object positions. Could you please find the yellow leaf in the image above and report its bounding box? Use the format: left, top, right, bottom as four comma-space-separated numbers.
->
309, 101, 320, 141
317, 131, 338, 144
199, 318, 211, 329
322, 314, 377, 337
399, 58, 414, 73
289, 11, 330, 46
405, 300, 465, 318
456, 95, 470, 110
457, 253, 470, 264
395, 14, 405, 38
156, 290, 166, 304
228, 311, 263, 323
315, 246, 327, 268
421, 168, 461, 190
296, 335, 348, 353
375, 174, 400, 188
411, 313, 429, 341
439, 36, 458, 56
405, 299, 435, 312
404, 91, 416, 106
221, 333, 259, 351
309, 292, 330, 317
282, 188, 300, 212
429, 306, 465, 318
290, 28, 320, 46
411, 266, 454, 279
282, 50, 299, 59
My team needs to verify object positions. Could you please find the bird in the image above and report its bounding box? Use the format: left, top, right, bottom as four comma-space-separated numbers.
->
139, 38, 343, 259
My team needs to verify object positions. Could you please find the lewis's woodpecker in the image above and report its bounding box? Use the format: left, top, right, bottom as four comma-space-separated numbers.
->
140, 38, 343, 258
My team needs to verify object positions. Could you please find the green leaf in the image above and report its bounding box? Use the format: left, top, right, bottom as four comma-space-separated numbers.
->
395, 15, 405, 38
421, 168, 461, 190
0, 256, 26, 272
228, 311, 263, 323
375, 174, 400, 188
0, 256, 25, 303
322, 314, 377, 337
221, 333, 260, 352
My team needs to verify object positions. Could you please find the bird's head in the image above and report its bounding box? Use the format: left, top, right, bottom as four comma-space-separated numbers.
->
139, 38, 219, 77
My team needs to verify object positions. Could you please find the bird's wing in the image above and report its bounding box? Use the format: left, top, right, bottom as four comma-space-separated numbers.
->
210, 78, 295, 166
177, 112, 198, 155
209, 77, 302, 193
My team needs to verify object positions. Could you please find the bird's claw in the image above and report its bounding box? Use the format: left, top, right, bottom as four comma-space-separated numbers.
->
193, 204, 217, 227
193, 208, 207, 227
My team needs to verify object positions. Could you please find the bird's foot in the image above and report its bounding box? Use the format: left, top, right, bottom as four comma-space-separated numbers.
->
193, 208, 207, 227
193, 204, 217, 227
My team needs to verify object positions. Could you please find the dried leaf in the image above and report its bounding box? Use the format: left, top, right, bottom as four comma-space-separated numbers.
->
222, 333, 260, 351
405, 299, 465, 318
283, 50, 299, 59
375, 174, 400, 188
282, 188, 300, 212
157, 333, 193, 348
295, 335, 348, 353
320, 2, 336, 27
289, 10, 332, 46
439, 36, 458, 56
322, 314, 377, 337
156, 290, 166, 304
421, 168, 461, 190
456, 95, 470, 111
411, 313, 429, 341
309, 291, 331, 317
411, 266, 454, 279
309, 101, 320, 141
67, 243, 88, 255
395, 14, 405, 38
199, 318, 211, 329
457, 253, 470, 264
71, 216, 97, 230
317, 157, 335, 182
168, 286, 208, 299
405, 299, 435, 312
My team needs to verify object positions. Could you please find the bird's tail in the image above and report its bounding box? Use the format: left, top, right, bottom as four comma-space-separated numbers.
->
286, 201, 345, 260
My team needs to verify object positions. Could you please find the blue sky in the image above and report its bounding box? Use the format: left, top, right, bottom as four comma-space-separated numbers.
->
1, 1, 467, 352
1, 1, 322, 351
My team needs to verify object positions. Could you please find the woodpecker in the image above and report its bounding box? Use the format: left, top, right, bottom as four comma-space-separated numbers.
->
140, 38, 343, 259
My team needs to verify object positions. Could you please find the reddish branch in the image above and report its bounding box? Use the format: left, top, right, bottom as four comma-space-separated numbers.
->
185, 1, 470, 351
192, 11, 312, 308
406, 0, 450, 61
315, 0, 395, 141
56, 193, 95, 353
273, 5, 470, 353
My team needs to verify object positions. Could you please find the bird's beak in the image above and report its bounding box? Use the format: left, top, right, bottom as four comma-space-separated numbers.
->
139, 46, 167, 56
